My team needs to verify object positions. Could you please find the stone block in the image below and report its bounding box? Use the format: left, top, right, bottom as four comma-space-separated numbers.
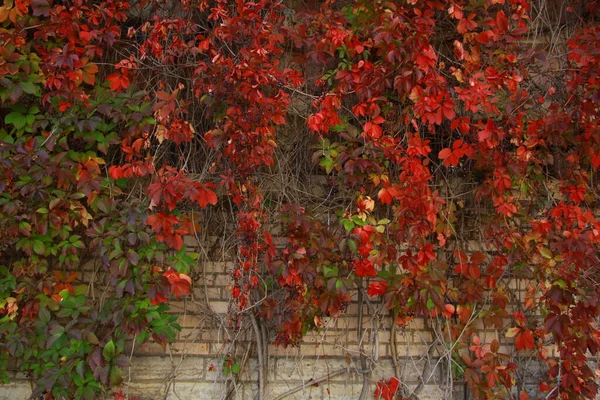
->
321, 382, 364, 399
127, 356, 205, 382
166, 382, 227, 400
274, 357, 354, 382
209, 301, 229, 314
0, 382, 32, 400
267, 383, 322, 399
132, 342, 167, 355
177, 315, 204, 329
170, 342, 210, 355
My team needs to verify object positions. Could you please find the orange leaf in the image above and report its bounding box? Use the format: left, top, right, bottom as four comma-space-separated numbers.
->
515, 328, 535, 350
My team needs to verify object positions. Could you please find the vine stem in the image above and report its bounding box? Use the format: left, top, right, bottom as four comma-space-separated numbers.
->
250, 312, 266, 400
357, 280, 370, 400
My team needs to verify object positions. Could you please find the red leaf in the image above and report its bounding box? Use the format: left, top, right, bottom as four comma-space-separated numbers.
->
147, 212, 179, 234
108, 166, 124, 179
353, 259, 376, 277
443, 304, 455, 319
453, 40, 465, 60
470, 251, 486, 264
457, 14, 477, 34
367, 281, 388, 297
374, 377, 399, 400
515, 328, 535, 350
439, 148, 459, 167
441, 97, 455, 120
496, 10, 509, 34
195, 187, 218, 207
377, 187, 393, 205
363, 121, 383, 138
163, 270, 192, 298
107, 73, 129, 92
162, 232, 184, 250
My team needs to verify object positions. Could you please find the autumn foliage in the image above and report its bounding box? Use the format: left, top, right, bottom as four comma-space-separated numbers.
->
1, 0, 600, 399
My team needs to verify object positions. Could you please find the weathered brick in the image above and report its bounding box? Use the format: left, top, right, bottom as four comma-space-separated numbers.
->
127, 356, 205, 381
274, 358, 354, 381
178, 315, 204, 328
132, 342, 167, 355
267, 383, 322, 399
208, 300, 229, 314
0, 382, 31, 400
170, 342, 210, 355
320, 382, 363, 399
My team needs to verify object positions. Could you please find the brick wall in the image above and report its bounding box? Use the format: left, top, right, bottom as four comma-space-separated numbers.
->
2, 256, 549, 400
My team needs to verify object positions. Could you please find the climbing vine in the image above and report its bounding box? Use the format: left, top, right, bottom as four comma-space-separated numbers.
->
1, 0, 599, 399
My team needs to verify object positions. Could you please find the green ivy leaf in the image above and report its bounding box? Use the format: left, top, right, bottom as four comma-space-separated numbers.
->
342, 219, 354, 232
5, 112, 26, 130
323, 264, 338, 278
32, 240, 46, 255
103, 340, 115, 361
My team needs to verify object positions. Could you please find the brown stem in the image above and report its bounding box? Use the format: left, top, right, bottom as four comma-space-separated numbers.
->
250, 313, 266, 400
407, 320, 437, 400
357, 280, 370, 400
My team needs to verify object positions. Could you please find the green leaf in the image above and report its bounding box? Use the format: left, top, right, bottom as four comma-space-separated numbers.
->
426, 297, 435, 310
320, 157, 334, 174
103, 340, 115, 361
342, 219, 354, 232
86, 332, 99, 345
38, 308, 51, 323
5, 112, 26, 130
323, 264, 338, 278
347, 239, 358, 254
554, 279, 567, 289
109, 366, 123, 386
231, 363, 240, 374
72, 374, 84, 388
539, 247, 553, 259
25, 114, 35, 126
351, 216, 367, 226
20, 81, 38, 95
32, 240, 46, 255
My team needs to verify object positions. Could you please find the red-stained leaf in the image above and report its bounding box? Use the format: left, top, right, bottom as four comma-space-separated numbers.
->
457, 14, 477, 34
374, 377, 399, 400
363, 121, 383, 138
439, 148, 459, 167
443, 304, 455, 319
453, 40, 465, 60
377, 187, 395, 204
515, 328, 535, 350
163, 270, 192, 298
496, 10, 509, 34
107, 73, 130, 92
470, 251, 486, 264
147, 212, 179, 234
353, 259, 376, 277
195, 187, 218, 207
367, 281, 388, 296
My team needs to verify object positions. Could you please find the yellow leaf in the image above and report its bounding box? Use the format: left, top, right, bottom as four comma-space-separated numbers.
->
505, 327, 520, 338
539, 247, 553, 259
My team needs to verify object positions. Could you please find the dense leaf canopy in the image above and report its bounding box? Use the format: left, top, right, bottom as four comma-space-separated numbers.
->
0, 0, 599, 398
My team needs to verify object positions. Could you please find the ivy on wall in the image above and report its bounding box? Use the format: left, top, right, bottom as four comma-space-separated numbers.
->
1, 0, 599, 399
